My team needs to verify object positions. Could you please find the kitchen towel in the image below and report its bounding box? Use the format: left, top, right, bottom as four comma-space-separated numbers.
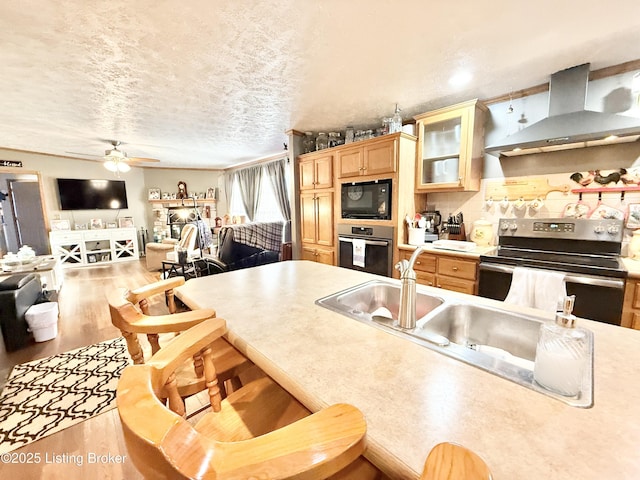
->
352, 239, 366, 268
504, 267, 567, 313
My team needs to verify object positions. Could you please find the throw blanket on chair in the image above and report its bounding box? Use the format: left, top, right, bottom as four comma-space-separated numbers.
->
225, 222, 284, 252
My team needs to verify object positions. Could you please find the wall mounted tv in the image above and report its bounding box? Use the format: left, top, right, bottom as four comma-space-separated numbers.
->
57, 178, 129, 210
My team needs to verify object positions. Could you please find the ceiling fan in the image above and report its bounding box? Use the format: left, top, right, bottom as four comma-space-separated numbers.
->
66, 140, 160, 174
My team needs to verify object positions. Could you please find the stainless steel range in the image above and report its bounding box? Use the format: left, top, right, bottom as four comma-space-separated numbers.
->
478, 218, 627, 325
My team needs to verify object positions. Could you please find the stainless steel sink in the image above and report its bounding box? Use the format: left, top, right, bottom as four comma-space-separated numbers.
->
317, 279, 444, 321
316, 280, 593, 408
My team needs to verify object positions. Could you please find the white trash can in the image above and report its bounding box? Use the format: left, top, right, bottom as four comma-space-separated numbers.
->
25, 302, 59, 342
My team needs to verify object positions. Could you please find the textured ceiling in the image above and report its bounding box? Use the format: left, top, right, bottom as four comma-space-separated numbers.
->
1, 0, 640, 169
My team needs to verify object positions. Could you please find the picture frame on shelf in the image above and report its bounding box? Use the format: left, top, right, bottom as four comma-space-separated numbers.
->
626, 204, 640, 229
75, 223, 87, 230
118, 216, 134, 228
148, 188, 161, 201
106, 222, 117, 229
90, 218, 103, 230
51, 219, 70, 231
206, 187, 217, 199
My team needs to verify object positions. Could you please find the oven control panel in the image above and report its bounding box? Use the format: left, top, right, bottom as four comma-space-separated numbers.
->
498, 218, 624, 242
532, 222, 575, 233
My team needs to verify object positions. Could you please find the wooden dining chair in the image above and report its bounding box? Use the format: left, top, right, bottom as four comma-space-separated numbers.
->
420, 442, 492, 480
108, 277, 251, 407
117, 319, 369, 479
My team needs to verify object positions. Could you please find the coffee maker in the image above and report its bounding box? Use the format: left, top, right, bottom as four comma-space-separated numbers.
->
421, 210, 441, 242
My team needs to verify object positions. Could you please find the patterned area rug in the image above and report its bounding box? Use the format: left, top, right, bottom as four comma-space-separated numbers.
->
0, 337, 130, 454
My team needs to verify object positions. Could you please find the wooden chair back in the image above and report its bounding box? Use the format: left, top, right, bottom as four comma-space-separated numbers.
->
117, 319, 368, 480
421, 442, 492, 480
107, 283, 214, 364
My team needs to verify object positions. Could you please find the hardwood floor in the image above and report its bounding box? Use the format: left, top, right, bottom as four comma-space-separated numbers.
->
0, 259, 162, 480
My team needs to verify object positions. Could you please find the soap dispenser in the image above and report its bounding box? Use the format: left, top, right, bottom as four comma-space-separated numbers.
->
533, 295, 589, 396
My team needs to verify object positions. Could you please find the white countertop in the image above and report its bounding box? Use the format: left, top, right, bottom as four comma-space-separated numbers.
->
175, 261, 640, 480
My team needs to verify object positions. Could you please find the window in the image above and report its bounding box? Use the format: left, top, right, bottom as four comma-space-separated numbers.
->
228, 168, 286, 223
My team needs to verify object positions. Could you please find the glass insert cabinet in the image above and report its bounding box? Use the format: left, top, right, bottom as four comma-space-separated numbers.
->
414, 99, 487, 192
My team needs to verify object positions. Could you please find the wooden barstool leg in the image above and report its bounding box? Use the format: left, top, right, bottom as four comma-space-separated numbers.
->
122, 330, 144, 365
164, 372, 186, 418
202, 346, 221, 412
147, 333, 161, 355
165, 288, 177, 314
138, 297, 150, 315
193, 352, 204, 377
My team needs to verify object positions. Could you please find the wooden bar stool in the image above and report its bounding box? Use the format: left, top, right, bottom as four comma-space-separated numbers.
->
421, 442, 492, 480
117, 319, 369, 479
108, 277, 250, 407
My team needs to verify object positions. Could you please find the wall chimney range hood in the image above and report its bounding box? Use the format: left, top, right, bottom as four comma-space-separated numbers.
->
486, 63, 640, 157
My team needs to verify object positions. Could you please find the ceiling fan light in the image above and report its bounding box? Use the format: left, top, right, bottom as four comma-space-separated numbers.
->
117, 161, 131, 172
104, 160, 118, 172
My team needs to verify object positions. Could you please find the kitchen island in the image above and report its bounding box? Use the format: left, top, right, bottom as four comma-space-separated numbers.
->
175, 260, 640, 479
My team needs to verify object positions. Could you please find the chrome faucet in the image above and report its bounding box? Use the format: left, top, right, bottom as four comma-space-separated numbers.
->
395, 246, 425, 329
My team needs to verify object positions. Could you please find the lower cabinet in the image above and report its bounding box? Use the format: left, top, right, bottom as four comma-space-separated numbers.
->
50, 228, 139, 267
621, 278, 640, 329
301, 245, 335, 266
399, 249, 478, 295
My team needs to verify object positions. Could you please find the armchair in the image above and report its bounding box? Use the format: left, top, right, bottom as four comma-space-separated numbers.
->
146, 224, 200, 271
0, 273, 42, 352
117, 319, 369, 480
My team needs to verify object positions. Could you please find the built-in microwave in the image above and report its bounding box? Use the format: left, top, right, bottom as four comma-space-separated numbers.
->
341, 179, 392, 220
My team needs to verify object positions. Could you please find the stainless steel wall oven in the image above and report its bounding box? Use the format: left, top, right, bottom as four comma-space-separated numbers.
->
338, 224, 394, 277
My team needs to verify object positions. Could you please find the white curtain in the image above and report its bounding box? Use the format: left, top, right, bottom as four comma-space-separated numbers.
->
235, 165, 263, 222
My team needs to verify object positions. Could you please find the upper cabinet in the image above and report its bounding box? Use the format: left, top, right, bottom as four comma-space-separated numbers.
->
299, 152, 333, 190
414, 99, 487, 192
337, 135, 398, 178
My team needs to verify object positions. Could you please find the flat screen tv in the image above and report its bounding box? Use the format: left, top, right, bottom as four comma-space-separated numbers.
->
57, 178, 129, 210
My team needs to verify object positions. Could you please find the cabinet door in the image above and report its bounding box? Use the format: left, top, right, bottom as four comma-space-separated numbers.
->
364, 139, 396, 176
436, 275, 476, 295
438, 256, 477, 281
300, 193, 318, 243
315, 191, 334, 247
315, 247, 335, 266
301, 245, 318, 262
338, 147, 363, 178
415, 99, 486, 192
416, 110, 465, 188
314, 155, 333, 189
299, 158, 316, 190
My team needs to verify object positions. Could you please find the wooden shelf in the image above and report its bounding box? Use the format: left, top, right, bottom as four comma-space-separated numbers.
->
571, 185, 640, 194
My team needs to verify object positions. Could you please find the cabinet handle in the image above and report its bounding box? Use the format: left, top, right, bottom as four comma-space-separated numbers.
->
416, 261, 421, 265
452, 266, 459, 271
437, 284, 442, 288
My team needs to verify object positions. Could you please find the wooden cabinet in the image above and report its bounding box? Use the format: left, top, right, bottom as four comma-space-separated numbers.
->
301, 191, 333, 246
50, 227, 139, 267
299, 153, 333, 190
337, 136, 397, 178
301, 245, 335, 266
621, 278, 640, 329
399, 249, 478, 295
414, 99, 487, 192
299, 151, 336, 264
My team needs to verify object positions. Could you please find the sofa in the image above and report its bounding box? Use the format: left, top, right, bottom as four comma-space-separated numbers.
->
206, 221, 284, 273
0, 273, 42, 351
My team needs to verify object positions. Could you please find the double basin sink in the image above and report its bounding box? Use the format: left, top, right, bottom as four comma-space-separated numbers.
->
316, 279, 593, 407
